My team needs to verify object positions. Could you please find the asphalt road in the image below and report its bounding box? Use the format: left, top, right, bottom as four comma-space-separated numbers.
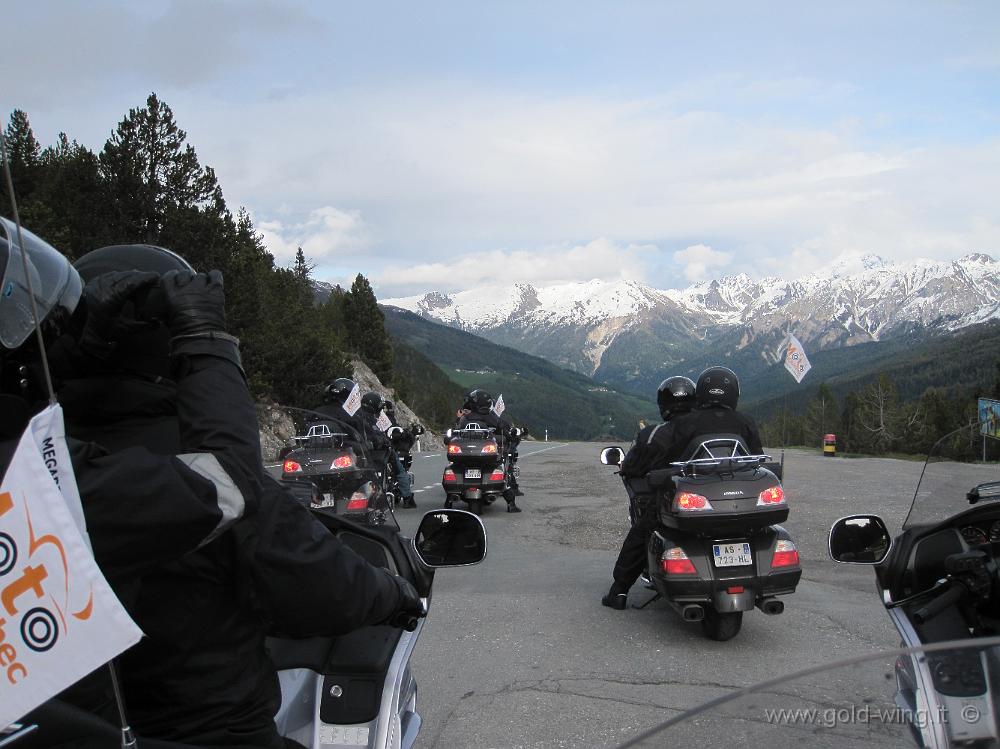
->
387, 441, 926, 749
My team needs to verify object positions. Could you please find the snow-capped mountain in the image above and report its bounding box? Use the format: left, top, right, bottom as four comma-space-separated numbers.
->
382, 253, 1000, 391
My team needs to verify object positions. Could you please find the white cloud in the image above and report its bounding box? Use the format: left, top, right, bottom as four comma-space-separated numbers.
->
673, 244, 734, 283
374, 238, 656, 296
257, 206, 370, 266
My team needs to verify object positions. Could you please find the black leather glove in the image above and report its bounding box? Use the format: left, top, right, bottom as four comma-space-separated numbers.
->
161, 269, 228, 338
386, 576, 425, 631
79, 271, 161, 359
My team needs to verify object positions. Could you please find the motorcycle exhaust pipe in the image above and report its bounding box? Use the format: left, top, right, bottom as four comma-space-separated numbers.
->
680, 604, 704, 622
756, 598, 784, 615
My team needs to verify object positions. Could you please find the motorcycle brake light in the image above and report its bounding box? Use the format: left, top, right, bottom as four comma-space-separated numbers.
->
489, 469, 505, 481
481, 443, 498, 454
758, 485, 785, 506
661, 547, 696, 575
443, 469, 457, 483
676, 492, 712, 511
345, 492, 368, 511
447, 444, 462, 455
282, 459, 301, 473
332, 455, 353, 469
771, 539, 799, 568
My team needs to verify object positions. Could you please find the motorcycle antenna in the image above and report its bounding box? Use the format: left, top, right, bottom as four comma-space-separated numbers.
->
1, 123, 137, 749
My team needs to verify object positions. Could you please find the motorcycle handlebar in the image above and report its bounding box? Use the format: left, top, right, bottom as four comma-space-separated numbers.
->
912, 581, 965, 624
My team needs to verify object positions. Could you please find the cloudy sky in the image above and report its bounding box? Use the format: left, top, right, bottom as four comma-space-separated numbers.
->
7, 1, 1000, 296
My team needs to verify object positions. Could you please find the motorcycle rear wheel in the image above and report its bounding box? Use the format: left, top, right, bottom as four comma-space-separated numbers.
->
467, 499, 483, 516
701, 609, 742, 641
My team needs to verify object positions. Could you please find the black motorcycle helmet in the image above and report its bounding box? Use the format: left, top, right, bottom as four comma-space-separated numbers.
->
361, 391, 384, 415
0, 217, 83, 405
72, 244, 195, 379
656, 375, 696, 420
324, 377, 356, 405
383, 399, 395, 417
695, 366, 740, 410
463, 389, 493, 415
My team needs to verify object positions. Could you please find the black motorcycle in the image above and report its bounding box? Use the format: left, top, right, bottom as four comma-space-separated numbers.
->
602, 436, 801, 640
442, 423, 520, 515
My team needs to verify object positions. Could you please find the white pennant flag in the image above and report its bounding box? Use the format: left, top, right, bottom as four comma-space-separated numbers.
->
375, 410, 392, 432
342, 384, 362, 417
0, 405, 142, 729
492, 394, 505, 416
784, 334, 812, 384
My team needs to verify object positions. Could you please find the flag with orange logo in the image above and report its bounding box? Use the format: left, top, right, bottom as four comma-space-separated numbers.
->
783, 334, 812, 384
0, 404, 142, 729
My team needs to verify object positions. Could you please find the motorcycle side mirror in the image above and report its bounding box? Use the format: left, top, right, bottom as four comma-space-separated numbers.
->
445, 429, 453, 439
829, 514, 892, 565
413, 509, 487, 567
413, 425, 425, 435
600, 447, 625, 466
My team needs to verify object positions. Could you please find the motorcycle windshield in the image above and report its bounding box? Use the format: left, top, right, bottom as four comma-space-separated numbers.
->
260, 403, 403, 532
618, 636, 1000, 749
902, 416, 1000, 530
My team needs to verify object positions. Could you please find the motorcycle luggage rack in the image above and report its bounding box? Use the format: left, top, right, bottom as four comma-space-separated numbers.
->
672, 454, 770, 477
452, 423, 495, 439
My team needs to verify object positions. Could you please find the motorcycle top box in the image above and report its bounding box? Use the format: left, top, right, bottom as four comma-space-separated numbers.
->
444, 425, 503, 467
657, 460, 788, 535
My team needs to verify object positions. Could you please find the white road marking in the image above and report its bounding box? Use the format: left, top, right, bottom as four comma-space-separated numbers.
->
422, 454, 441, 458
413, 489, 425, 494
264, 463, 281, 469
518, 443, 568, 458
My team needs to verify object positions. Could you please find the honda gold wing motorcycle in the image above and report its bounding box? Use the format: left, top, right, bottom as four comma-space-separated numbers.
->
442, 423, 521, 515
827, 415, 1000, 747
601, 435, 801, 640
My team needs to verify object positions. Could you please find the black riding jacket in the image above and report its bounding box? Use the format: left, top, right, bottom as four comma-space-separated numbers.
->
620, 406, 763, 479
57, 375, 408, 746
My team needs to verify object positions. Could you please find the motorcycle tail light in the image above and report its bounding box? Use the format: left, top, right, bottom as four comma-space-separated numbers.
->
447, 444, 462, 455
676, 492, 712, 511
771, 539, 800, 568
481, 443, 498, 454
345, 492, 369, 511
661, 547, 696, 575
489, 469, 505, 481
757, 485, 785, 506
282, 459, 301, 473
331, 455, 354, 469
443, 469, 457, 483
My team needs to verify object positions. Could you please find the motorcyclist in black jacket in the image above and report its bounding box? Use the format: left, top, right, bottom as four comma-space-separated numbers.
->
360, 391, 416, 508
601, 367, 764, 609
55, 244, 424, 748
602, 376, 696, 609
0, 222, 263, 737
455, 389, 523, 512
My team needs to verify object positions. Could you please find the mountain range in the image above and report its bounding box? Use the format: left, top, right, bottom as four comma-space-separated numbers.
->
383, 253, 1000, 400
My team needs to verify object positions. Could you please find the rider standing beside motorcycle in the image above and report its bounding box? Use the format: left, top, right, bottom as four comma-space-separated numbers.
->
455, 389, 523, 512
602, 376, 697, 609
601, 367, 764, 609
60, 245, 424, 748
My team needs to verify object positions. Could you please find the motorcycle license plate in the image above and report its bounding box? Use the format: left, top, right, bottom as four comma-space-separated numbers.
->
712, 542, 752, 567
312, 496, 336, 508
464, 469, 482, 479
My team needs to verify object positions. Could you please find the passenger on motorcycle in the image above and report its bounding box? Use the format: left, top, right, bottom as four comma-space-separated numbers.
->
361, 391, 417, 508
601, 367, 764, 610
0, 223, 264, 734
52, 243, 425, 748
602, 376, 697, 609
455, 389, 523, 512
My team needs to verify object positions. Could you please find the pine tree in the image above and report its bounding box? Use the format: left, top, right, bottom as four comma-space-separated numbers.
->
2, 110, 42, 216
343, 273, 394, 383
99, 93, 219, 243
293, 247, 312, 281
803, 383, 840, 448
